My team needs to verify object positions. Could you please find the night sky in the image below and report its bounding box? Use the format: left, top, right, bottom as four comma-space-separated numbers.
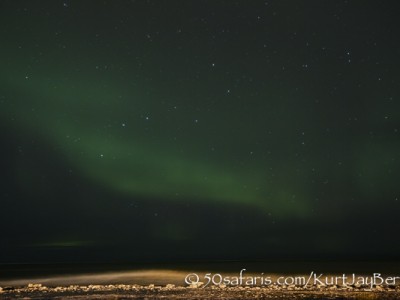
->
1, 1, 400, 264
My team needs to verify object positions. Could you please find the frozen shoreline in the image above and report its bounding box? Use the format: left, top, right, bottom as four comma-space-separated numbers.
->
1, 282, 400, 299
2, 263, 400, 299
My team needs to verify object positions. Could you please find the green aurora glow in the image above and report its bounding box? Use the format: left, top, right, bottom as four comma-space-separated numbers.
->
1, 64, 311, 217
1, 1, 400, 262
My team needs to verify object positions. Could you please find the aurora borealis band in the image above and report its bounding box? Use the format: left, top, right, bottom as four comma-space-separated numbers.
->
1, 1, 400, 263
